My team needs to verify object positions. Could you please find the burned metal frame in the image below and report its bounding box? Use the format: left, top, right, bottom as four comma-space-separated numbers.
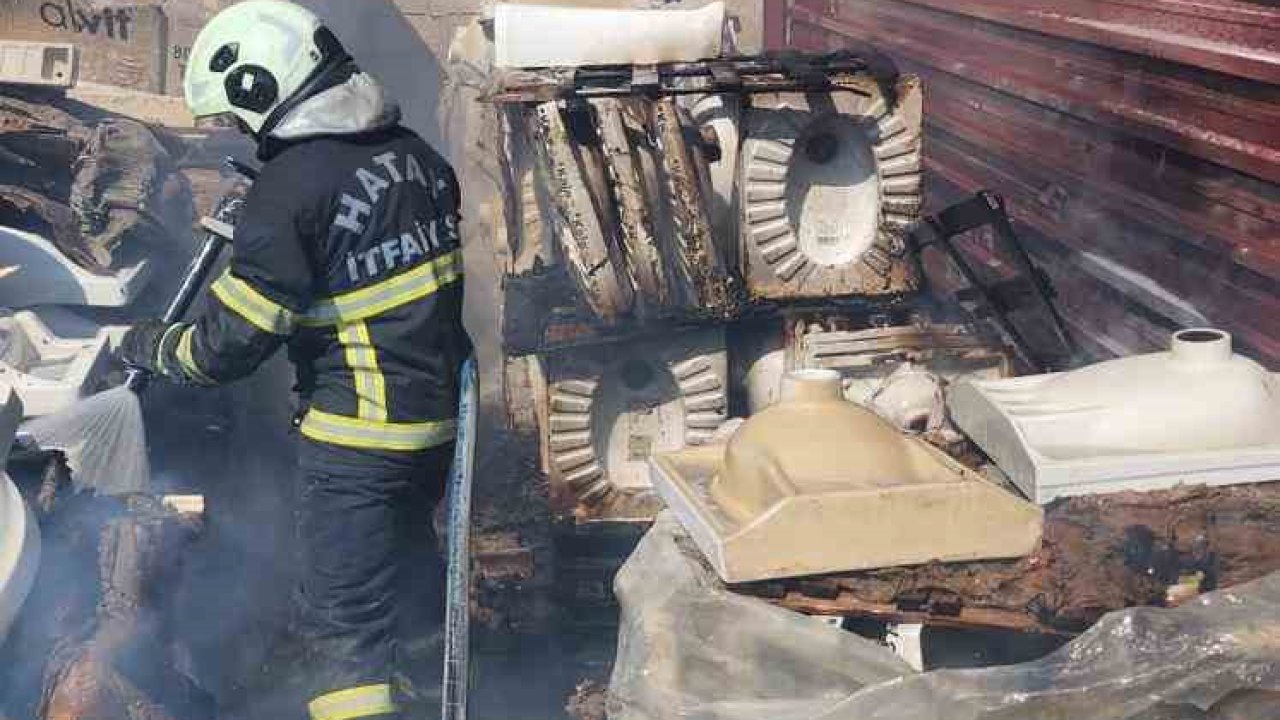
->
911, 191, 1076, 373
488, 52, 882, 103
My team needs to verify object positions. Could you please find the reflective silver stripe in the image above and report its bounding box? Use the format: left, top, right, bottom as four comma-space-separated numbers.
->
175, 325, 217, 386
338, 321, 387, 422
308, 683, 398, 720
300, 409, 457, 451
210, 271, 297, 335
301, 250, 462, 326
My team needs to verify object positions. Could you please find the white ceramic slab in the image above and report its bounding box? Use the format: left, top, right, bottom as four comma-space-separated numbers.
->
494, 2, 724, 68
0, 226, 152, 308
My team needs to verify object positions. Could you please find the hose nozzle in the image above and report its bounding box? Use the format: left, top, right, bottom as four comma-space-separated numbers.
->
124, 366, 152, 394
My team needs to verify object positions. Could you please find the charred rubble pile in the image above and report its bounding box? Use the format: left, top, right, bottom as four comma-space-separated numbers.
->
0, 88, 191, 285
449, 3, 1042, 637
1, 393, 214, 720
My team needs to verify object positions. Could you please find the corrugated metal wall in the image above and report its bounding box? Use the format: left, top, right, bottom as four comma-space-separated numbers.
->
767, 0, 1279, 365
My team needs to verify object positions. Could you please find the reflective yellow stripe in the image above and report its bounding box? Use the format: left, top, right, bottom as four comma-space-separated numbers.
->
301, 250, 462, 327
300, 409, 457, 451
308, 683, 397, 720
338, 321, 387, 422
211, 271, 297, 335
175, 326, 217, 386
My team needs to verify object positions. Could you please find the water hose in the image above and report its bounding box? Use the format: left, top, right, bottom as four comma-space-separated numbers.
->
442, 355, 478, 720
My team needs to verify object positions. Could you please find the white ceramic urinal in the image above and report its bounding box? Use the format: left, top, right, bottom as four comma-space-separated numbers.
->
545, 330, 729, 509
735, 76, 923, 300
949, 329, 1280, 503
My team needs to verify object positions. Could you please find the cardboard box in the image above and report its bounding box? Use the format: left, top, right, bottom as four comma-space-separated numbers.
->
0, 0, 168, 93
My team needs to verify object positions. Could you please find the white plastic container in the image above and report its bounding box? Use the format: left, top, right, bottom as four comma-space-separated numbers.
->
0, 384, 39, 645
949, 329, 1280, 503
494, 2, 724, 69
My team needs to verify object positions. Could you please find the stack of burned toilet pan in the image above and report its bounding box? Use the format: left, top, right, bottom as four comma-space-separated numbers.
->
483, 5, 928, 522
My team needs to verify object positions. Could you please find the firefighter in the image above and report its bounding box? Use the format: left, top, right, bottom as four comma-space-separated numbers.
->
119, 2, 471, 718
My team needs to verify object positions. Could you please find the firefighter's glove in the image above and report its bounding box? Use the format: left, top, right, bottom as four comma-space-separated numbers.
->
120, 320, 186, 377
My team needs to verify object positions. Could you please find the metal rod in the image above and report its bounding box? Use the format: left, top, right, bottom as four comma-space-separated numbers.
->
981, 191, 1076, 367
163, 234, 229, 325
124, 229, 230, 394
124, 171, 245, 394
490, 82, 872, 103
489, 53, 878, 103
441, 356, 479, 720
929, 219, 1046, 374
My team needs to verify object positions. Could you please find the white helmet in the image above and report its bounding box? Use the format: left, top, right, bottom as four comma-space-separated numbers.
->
184, 1, 343, 134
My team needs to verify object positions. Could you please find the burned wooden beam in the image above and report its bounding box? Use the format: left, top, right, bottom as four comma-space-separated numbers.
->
0, 185, 101, 272
527, 101, 635, 321
593, 98, 672, 313
651, 97, 735, 314
758, 482, 1280, 634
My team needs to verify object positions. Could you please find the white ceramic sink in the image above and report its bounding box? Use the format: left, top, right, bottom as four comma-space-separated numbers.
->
651, 370, 1042, 582
949, 329, 1280, 503
494, 2, 724, 68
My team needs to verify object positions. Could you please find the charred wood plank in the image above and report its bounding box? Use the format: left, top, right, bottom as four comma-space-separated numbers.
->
765, 482, 1280, 633
0, 185, 102, 272
527, 101, 635, 321
593, 98, 673, 313
651, 97, 735, 314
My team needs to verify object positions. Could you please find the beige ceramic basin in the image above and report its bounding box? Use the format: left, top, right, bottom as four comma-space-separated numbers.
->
650, 369, 1043, 583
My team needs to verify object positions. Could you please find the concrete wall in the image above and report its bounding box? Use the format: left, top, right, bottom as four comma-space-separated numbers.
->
295, 0, 450, 147
0, 0, 168, 92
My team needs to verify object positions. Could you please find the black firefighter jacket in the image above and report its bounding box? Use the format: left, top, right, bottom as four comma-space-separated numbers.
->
159, 125, 471, 453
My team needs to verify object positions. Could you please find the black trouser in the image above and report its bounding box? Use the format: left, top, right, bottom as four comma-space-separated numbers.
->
296, 438, 453, 720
